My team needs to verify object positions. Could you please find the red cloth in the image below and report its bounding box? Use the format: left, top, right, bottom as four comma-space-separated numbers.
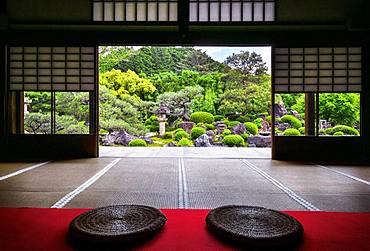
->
0, 208, 369, 251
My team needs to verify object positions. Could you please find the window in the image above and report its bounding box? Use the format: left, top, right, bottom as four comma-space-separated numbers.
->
273, 47, 362, 137
93, 0, 178, 22
190, 0, 275, 22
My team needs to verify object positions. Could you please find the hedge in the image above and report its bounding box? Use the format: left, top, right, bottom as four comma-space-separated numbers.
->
174, 130, 190, 141
222, 129, 232, 136
128, 139, 147, 147
330, 125, 360, 136
280, 115, 302, 129
177, 137, 193, 147
191, 127, 206, 139
222, 135, 245, 147
282, 128, 301, 136
244, 122, 258, 135
190, 112, 215, 124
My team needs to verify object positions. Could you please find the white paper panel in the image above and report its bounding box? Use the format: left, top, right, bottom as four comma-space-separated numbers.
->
274, 47, 362, 93
115, 2, 125, 21
254, 2, 263, 21
190, 3, 197, 21
137, 2, 146, 21
125, 3, 135, 21
158, 3, 168, 21
148, 3, 157, 21
265, 2, 274, 21
199, 3, 209, 22
94, 2, 103, 21
210, 3, 219, 21
231, 3, 242, 22
169, 3, 177, 21
220, 3, 230, 21
9, 46, 96, 91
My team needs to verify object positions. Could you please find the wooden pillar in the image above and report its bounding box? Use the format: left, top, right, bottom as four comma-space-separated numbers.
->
305, 93, 315, 136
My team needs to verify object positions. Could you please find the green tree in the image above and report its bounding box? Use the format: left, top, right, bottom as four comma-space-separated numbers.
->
218, 89, 249, 115
224, 51, 268, 75
99, 69, 156, 101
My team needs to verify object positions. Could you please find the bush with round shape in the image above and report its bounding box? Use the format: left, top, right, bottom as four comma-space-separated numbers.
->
319, 129, 326, 135
222, 135, 245, 147
298, 127, 305, 135
280, 115, 302, 129
191, 127, 206, 139
333, 131, 344, 136
190, 112, 215, 124
283, 128, 301, 136
331, 125, 360, 136
244, 122, 258, 136
128, 139, 147, 147
241, 133, 249, 141
205, 123, 215, 130
174, 128, 185, 134
228, 121, 241, 128
222, 129, 232, 136
177, 137, 193, 147
236, 115, 252, 123
325, 128, 334, 135
175, 131, 190, 141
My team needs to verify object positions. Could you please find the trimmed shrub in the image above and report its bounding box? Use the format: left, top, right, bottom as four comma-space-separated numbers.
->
128, 139, 147, 147
280, 115, 302, 129
147, 125, 159, 132
174, 128, 185, 134
325, 128, 334, 135
254, 118, 263, 129
190, 112, 215, 124
266, 116, 271, 124
174, 131, 190, 141
333, 131, 344, 136
298, 127, 305, 135
244, 122, 258, 135
283, 128, 301, 136
191, 127, 206, 139
214, 115, 224, 122
177, 137, 193, 147
319, 129, 326, 135
205, 123, 215, 130
241, 133, 249, 141
228, 121, 241, 128
162, 132, 173, 139
236, 115, 252, 123
222, 129, 232, 136
222, 135, 245, 147
330, 125, 360, 136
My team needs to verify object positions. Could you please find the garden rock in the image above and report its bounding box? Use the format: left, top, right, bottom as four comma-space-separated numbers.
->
215, 122, 227, 134
206, 130, 215, 137
139, 136, 154, 144
165, 142, 176, 147
291, 110, 301, 119
247, 136, 272, 147
232, 123, 246, 135
102, 133, 116, 146
179, 122, 195, 133
248, 144, 257, 148
276, 122, 291, 132
195, 134, 212, 147
114, 131, 135, 145
274, 103, 288, 118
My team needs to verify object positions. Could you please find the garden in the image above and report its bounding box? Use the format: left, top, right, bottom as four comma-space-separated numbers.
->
23, 46, 361, 147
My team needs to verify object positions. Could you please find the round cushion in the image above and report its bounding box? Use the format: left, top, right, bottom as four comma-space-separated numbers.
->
68, 205, 167, 246
206, 205, 304, 248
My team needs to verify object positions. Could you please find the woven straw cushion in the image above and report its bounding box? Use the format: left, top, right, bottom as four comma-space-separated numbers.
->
206, 205, 304, 248
69, 205, 167, 245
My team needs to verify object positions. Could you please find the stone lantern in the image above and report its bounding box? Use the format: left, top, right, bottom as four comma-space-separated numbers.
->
155, 105, 170, 137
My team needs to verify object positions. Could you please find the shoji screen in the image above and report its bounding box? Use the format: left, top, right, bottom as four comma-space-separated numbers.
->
274, 47, 362, 93
8, 47, 96, 91
189, 0, 275, 22
93, 0, 178, 21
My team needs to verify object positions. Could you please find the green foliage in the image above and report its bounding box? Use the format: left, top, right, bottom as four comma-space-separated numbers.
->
175, 131, 190, 141
24, 113, 51, 134
177, 137, 193, 147
174, 128, 185, 134
283, 128, 301, 136
254, 118, 263, 129
205, 123, 215, 130
190, 112, 215, 124
244, 122, 258, 135
222, 129, 232, 136
191, 127, 206, 139
236, 115, 251, 123
162, 132, 173, 139
128, 139, 147, 147
228, 121, 240, 128
218, 89, 248, 115
330, 125, 360, 136
333, 131, 344, 136
241, 133, 249, 141
214, 115, 224, 121
224, 51, 267, 75
325, 128, 334, 135
100, 69, 156, 101
280, 115, 302, 129
25, 92, 51, 113
222, 135, 245, 147
298, 127, 305, 135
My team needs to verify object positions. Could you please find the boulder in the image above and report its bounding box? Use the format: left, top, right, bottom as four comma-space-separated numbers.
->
179, 122, 195, 133
274, 103, 288, 118
138, 136, 154, 144
247, 136, 272, 147
102, 133, 116, 146
276, 122, 291, 132
215, 122, 228, 134
195, 134, 212, 147
291, 110, 301, 119
248, 144, 257, 148
232, 123, 246, 135
102, 130, 150, 146
165, 142, 176, 147
114, 131, 135, 145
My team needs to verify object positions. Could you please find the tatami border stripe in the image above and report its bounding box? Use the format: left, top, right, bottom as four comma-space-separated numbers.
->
241, 159, 320, 211
316, 164, 370, 186
178, 158, 184, 208
0, 161, 50, 181
178, 158, 189, 209
51, 158, 121, 208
